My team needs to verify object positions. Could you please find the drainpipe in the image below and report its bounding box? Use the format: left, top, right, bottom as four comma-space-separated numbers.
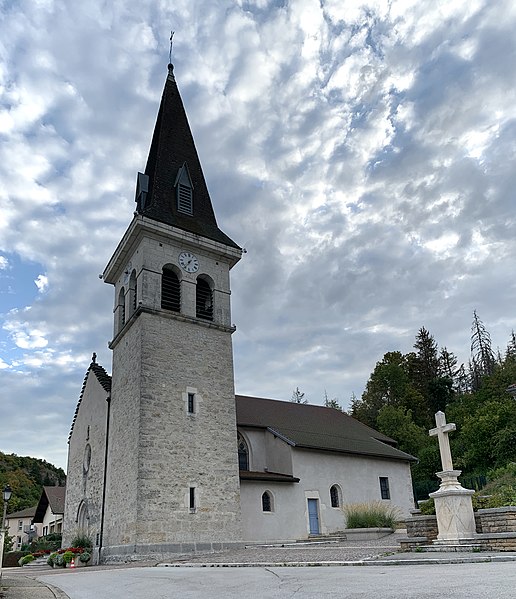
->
98, 391, 111, 563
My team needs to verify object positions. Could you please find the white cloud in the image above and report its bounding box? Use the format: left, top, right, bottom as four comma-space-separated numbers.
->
0, 0, 515, 468
34, 274, 49, 293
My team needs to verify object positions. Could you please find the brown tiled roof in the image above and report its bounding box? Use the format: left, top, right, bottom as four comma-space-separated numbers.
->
6, 506, 37, 519
139, 64, 239, 249
34, 486, 66, 523
239, 471, 300, 483
236, 395, 417, 462
69, 354, 111, 441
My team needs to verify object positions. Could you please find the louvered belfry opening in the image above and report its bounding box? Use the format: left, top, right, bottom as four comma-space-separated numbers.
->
196, 278, 213, 321
161, 267, 180, 312
177, 183, 193, 214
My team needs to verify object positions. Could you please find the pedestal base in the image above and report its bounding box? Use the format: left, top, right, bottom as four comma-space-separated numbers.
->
429, 470, 476, 542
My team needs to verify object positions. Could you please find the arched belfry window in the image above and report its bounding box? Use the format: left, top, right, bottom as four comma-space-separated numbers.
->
196, 277, 213, 321
330, 484, 341, 508
117, 287, 126, 331
129, 270, 137, 316
238, 434, 249, 471
175, 162, 193, 215
162, 266, 180, 312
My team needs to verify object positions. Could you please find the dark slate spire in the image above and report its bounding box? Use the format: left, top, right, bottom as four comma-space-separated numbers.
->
136, 63, 239, 249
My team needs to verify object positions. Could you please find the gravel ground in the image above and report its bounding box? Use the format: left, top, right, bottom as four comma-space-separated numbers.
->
163, 533, 404, 564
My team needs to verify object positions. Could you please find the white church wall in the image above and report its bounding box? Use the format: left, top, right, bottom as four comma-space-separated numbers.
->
292, 449, 415, 521
63, 371, 108, 548
240, 448, 414, 543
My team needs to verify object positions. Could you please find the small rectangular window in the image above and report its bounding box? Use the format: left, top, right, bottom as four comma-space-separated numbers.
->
379, 476, 390, 500
18, 520, 23, 531
189, 487, 196, 511
187, 393, 195, 414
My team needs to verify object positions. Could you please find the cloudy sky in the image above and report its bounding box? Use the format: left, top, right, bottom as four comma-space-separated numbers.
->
1, 0, 515, 470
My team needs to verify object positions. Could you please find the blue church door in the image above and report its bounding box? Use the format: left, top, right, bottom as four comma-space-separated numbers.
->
307, 499, 320, 535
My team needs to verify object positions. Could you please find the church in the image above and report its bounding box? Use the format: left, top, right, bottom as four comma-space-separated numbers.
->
62, 63, 416, 562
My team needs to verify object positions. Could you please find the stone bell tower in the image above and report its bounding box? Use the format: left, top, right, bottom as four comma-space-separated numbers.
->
101, 64, 243, 561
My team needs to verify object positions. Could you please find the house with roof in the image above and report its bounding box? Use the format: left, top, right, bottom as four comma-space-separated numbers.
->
62, 62, 416, 561
5, 506, 38, 550
34, 486, 66, 537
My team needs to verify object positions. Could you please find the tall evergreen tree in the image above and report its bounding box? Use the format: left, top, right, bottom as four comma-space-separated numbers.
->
471, 310, 495, 386
291, 387, 307, 404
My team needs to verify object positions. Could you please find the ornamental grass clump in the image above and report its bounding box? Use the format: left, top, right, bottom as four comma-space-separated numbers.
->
343, 501, 401, 529
70, 532, 93, 550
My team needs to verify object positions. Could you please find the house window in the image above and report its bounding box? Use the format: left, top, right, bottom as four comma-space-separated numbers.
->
189, 487, 196, 512
187, 393, 195, 414
330, 485, 341, 508
161, 266, 181, 312
379, 477, 390, 500
262, 491, 273, 512
117, 287, 126, 330
18, 520, 23, 531
238, 434, 249, 471
196, 278, 213, 320
17, 536, 22, 549
43, 526, 48, 536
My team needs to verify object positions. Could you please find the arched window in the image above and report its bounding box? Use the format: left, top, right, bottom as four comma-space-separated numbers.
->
238, 434, 249, 471
76, 500, 89, 530
196, 277, 213, 320
161, 266, 180, 312
262, 491, 273, 512
117, 287, 126, 331
330, 484, 341, 508
128, 270, 137, 316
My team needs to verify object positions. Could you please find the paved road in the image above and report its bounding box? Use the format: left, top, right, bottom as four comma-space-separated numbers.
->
35, 561, 516, 599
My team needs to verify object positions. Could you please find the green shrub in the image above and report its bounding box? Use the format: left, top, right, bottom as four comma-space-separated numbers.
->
54, 554, 65, 567
418, 498, 436, 515
62, 551, 74, 564
29, 533, 62, 553
18, 554, 35, 566
79, 551, 91, 563
70, 531, 93, 549
343, 501, 401, 529
47, 552, 59, 567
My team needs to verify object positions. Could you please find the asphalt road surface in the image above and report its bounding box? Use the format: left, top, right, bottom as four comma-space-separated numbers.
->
36, 562, 516, 599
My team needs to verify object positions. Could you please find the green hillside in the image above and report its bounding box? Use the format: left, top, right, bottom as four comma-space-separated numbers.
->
0, 452, 66, 513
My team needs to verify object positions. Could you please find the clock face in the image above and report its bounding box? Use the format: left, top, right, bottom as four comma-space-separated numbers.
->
178, 251, 199, 273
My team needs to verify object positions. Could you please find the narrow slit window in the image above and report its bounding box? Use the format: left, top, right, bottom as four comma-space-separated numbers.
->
189, 487, 196, 511
187, 393, 195, 414
162, 267, 180, 312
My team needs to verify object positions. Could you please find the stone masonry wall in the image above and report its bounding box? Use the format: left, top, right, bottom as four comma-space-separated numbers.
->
405, 515, 438, 541
63, 371, 108, 549
477, 507, 516, 533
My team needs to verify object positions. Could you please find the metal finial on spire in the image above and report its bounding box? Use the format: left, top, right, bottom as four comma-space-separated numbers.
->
169, 31, 175, 64
92, 352, 97, 364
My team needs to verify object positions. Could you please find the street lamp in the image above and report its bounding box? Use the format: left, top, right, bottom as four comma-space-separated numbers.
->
1, 484, 12, 578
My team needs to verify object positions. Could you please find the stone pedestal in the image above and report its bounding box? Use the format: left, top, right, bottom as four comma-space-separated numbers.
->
429, 470, 476, 543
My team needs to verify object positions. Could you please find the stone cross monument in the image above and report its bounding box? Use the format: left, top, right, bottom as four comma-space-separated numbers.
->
429, 411, 476, 544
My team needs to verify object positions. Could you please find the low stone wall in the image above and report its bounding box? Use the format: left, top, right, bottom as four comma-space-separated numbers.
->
477, 507, 516, 534
405, 515, 438, 541
403, 506, 516, 551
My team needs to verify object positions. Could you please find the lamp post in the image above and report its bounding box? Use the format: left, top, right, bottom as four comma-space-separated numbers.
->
0, 484, 12, 579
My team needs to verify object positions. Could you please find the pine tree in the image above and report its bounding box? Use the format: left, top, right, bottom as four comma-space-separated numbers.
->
471, 310, 495, 384
291, 387, 307, 404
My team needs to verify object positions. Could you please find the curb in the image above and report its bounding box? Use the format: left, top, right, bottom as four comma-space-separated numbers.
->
158, 554, 516, 568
